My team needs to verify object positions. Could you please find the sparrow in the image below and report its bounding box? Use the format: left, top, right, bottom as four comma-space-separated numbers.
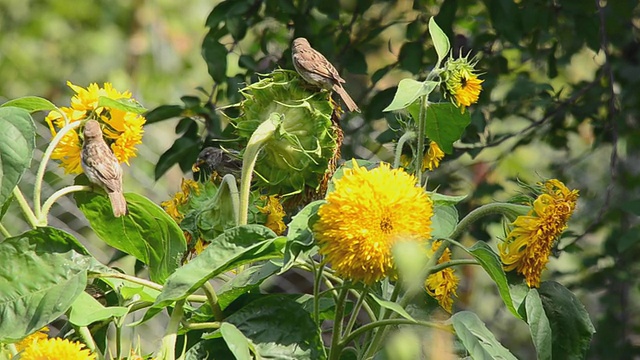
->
291, 37, 360, 112
81, 120, 128, 217
192, 146, 243, 179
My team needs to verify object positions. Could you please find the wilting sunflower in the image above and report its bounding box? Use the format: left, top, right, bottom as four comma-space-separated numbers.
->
313, 160, 433, 284
45, 81, 145, 173
19, 338, 95, 360
257, 195, 287, 235
442, 54, 483, 111
499, 179, 579, 287
425, 240, 459, 312
423, 141, 445, 171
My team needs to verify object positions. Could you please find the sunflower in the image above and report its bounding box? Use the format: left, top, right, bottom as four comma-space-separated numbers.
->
257, 195, 287, 235
423, 141, 445, 171
19, 338, 95, 360
44, 81, 145, 174
499, 179, 579, 287
425, 240, 459, 312
442, 55, 483, 111
313, 160, 433, 284
14, 327, 49, 352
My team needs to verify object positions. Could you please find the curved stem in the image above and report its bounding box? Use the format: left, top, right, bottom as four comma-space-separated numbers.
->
449, 203, 529, 240
219, 174, 240, 224
344, 287, 368, 337
202, 281, 224, 321
158, 300, 185, 360
182, 321, 221, 330
429, 259, 479, 274
0, 222, 11, 238
97, 272, 163, 292
393, 131, 416, 169
78, 325, 103, 359
342, 319, 450, 350
363, 283, 401, 358
312, 258, 324, 325
328, 283, 350, 360
34, 120, 83, 220
40, 185, 91, 221
415, 95, 427, 185
13, 187, 38, 228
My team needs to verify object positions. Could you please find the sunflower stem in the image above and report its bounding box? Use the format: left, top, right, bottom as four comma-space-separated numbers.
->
312, 258, 325, 326
33, 119, 83, 223
342, 319, 451, 352
328, 283, 350, 360
344, 286, 368, 337
40, 185, 91, 220
202, 281, 224, 321
415, 95, 428, 185
429, 259, 479, 273
219, 174, 240, 225
393, 131, 416, 169
0, 222, 11, 238
13, 187, 38, 228
239, 113, 281, 226
363, 282, 402, 358
450, 202, 530, 240
158, 300, 185, 360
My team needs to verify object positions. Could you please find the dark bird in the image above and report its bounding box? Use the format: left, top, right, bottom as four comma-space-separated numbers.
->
81, 120, 128, 217
291, 37, 360, 112
192, 146, 243, 179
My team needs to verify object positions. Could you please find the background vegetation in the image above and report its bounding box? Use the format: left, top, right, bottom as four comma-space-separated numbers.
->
1, 0, 638, 358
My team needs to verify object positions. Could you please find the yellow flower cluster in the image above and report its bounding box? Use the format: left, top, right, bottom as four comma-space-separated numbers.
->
14, 328, 95, 360
425, 240, 459, 313
161, 178, 200, 223
499, 179, 579, 287
45, 81, 145, 174
258, 195, 287, 236
313, 160, 433, 284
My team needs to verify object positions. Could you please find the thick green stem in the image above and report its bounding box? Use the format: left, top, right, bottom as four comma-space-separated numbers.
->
429, 259, 479, 273
40, 185, 91, 221
203, 281, 224, 321
158, 300, 185, 360
219, 174, 240, 224
450, 202, 529, 240
344, 287, 368, 337
181, 321, 221, 330
34, 120, 82, 221
0, 223, 11, 238
415, 95, 427, 184
13, 187, 38, 228
328, 284, 351, 360
312, 259, 325, 325
78, 325, 103, 360
363, 283, 401, 359
393, 131, 416, 169
239, 113, 281, 225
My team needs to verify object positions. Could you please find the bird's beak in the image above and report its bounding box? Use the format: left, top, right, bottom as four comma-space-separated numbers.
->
192, 159, 204, 172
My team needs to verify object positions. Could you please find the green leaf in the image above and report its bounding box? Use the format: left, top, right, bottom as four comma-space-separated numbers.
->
217, 261, 280, 310
221, 295, 325, 359
97, 96, 147, 114
68, 291, 128, 327
282, 200, 323, 272
0, 229, 91, 341
429, 192, 467, 205
152, 225, 283, 309
431, 203, 458, 239
100, 277, 161, 303
538, 281, 595, 359
144, 105, 184, 124
202, 30, 228, 83
422, 102, 471, 154
383, 80, 438, 112
370, 294, 416, 322
398, 42, 424, 73
429, 17, 450, 66
0, 107, 35, 207
525, 289, 552, 360
1, 96, 57, 113
155, 136, 200, 180
74, 191, 187, 284
220, 323, 253, 360
467, 242, 521, 319
451, 311, 518, 360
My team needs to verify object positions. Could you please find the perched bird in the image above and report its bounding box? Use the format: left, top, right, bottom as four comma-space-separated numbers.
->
192, 146, 243, 179
291, 37, 360, 112
81, 120, 128, 217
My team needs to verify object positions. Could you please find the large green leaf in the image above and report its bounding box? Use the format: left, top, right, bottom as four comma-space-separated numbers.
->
74, 191, 187, 284
431, 203, 458, 239
202, 30, 229, 83
68, 291, 128, 327
525, 289, 552, 360
217, 261, 280, 310
538, 281, 595, 359
429, 17, 451, 67
408, 102, 471, 154
220, 323, 253, 360
0, 228, 91, 341
383, 79, 438, 112
151, 225, 284, 311
0, 107, 35, 207
467, 242, 521, 319
451, 311, 518, 360
1, 96, 57, 113
282, 200, 323, 272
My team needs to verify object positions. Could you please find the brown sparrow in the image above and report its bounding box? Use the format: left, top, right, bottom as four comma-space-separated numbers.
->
291, 37, 360, 112
81, 120, 128, 217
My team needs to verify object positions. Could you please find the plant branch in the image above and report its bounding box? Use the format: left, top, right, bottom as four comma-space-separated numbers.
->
13, 187, 38, 228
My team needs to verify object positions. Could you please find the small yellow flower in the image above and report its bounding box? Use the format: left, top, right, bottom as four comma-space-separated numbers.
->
313, 160, 433, 284
425, 240, 459, 312
422, 141, 445, 171
258, 195, 287, 235
19, 338, 95, 360
45, 81, 145, 174
14, 327, 49, 352
443, 55, 483, 111
499, 179, 579, 287
161, 179, 200, 223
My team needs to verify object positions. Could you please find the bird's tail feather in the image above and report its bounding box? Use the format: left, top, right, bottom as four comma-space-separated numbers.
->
109, 192, 128, 217
333, 85, 360, 113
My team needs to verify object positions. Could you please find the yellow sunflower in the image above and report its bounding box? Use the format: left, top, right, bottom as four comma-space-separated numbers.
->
14, 327, 50, 352
443, 55, 483, 111
44, 81, 145, 174
422, 141, 445, 171
499, 179, 579, 287
425, 240, 459, 312
313, 160, 433, 284
258, 195, 287, 235
19, 338, 95, 360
